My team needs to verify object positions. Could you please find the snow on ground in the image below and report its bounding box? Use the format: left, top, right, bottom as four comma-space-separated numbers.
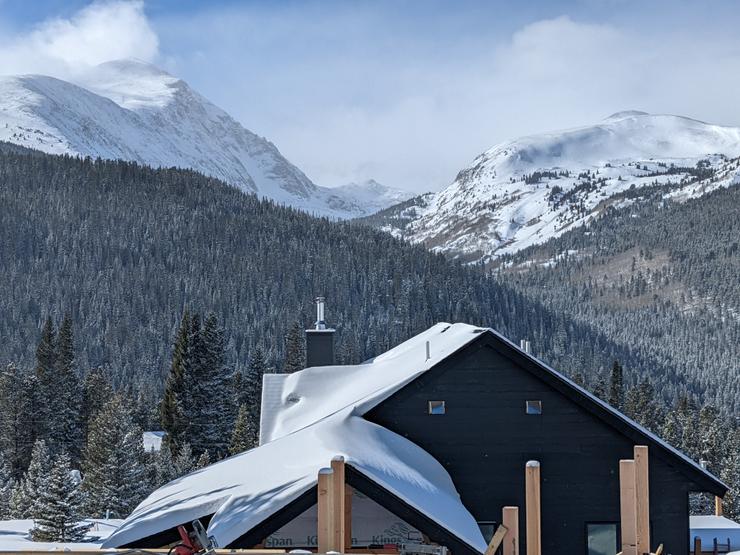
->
0, 519, 122, 551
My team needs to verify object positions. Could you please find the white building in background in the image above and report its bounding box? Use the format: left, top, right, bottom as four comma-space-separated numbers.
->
142, 431, 165, 453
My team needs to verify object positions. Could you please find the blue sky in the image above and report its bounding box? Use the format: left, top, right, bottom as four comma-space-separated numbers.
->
2, 1, 740, 192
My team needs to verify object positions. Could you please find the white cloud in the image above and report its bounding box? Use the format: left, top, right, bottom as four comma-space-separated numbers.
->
0, 1, 158, 78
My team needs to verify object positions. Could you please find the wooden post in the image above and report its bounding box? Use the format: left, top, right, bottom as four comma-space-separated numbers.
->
634, 446, 650, 555
715, 496, 723, 517
620, 460, 637, 555
502, 506, 519, 555
344, 484, 353, 551
331, 456, 346, 553
693, 535, 701, 555
317, 468, 335, 554
525, 461, 541, 555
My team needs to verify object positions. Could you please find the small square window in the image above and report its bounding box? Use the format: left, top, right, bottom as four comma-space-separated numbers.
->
428, 400, 446, 415
477, 522, 497, 543
526, 400, 542, 415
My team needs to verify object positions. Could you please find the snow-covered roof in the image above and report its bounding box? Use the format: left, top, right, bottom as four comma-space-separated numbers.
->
691, 515, 740, 530
103, 408, 487, 552
142, 431, 165, 452
261, 323, 485, 443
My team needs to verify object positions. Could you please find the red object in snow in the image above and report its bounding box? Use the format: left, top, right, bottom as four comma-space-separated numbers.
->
173, 524, 203, 555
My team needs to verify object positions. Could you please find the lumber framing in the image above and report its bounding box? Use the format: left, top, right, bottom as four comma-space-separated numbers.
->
502, 506, 519, 555
634, 446, 650, 555
525, 461, 541, 555
331, 456, 347, 553
620, 459, 637, 555
318, 467, 335, 554
483, 524, 509, 555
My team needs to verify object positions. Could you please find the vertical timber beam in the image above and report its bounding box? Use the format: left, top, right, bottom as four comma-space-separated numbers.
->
502, 506, 519, 555
693, 536, 701, 555
318, 467, 335, 554
715, 496, 723, 517
620, 460, 637, 555
344, 484, 353, 551
331, 456, 346, 553
634, 446, 650, 555
525, 461, 541, 555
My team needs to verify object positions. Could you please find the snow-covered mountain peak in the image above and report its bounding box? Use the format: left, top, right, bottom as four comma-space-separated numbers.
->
0, 61, 407, 218
373, 113, 740, 262
605, 110, 649, 120
79, 59, 180, 111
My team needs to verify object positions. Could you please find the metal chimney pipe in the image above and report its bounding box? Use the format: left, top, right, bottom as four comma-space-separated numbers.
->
315, 296, 326, 330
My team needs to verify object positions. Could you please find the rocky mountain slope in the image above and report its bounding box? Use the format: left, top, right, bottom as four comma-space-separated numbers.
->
366, 112, 740, 262
0, 59, 407, 218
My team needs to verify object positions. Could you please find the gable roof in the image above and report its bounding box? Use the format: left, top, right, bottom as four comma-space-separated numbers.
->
103, 408, 487, 553
262, 322, 726, 495
261, 323, 485, 443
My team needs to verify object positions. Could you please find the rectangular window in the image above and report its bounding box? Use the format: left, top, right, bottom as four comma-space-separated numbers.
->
526, 400, 542, 415
477, 522, 497, 544
586, 523, 618, 555
428, 400, 446, 415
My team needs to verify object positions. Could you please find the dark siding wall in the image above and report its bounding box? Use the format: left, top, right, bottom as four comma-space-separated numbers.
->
366, 339, 693, 555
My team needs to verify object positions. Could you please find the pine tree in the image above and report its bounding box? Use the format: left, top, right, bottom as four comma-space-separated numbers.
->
34, 317, 56, 440
243, 348, 266, 448
174, 443, 194, 477
151, 445, 177, 488
31, 452, 89, 542
607, 360, 624, 410
283, 322, 305, 373
54, 314, 83, 461
0, 364, 37, 478
82, 368, 113, 441
13, 440, 52, 519
229, 405, 254, 455
161, 311, 191, 453
81, 395, 149, 518
195, 450, 211, 469
0, 454, 15, 519
185, 313, 234, 458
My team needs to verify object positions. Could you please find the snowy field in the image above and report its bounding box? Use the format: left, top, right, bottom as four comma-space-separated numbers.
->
0, 519, 122, 550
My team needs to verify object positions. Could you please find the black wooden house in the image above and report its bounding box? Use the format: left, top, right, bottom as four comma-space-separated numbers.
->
105, 321, 726, 555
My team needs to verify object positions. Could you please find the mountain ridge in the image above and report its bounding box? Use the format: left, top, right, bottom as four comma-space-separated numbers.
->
366, 112, 740, 262
0, 59, 408, 218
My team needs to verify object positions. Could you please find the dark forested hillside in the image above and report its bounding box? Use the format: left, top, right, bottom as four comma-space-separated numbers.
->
499, 182, 740, 414
0, 145, 729, 413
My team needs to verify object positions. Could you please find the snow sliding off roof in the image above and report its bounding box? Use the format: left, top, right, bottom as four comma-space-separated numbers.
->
103, 409, 487, 552
105, 324, 488, 551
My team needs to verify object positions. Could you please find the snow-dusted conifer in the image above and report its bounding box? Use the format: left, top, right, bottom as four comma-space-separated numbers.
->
161, 311, 190, 453
81, 395, 148, 518
0, 454, 15, 518
54, 314, 83, 461
283, 322, 305, 374
174, 443, 195, 477
34, 318, 56, 440
13, 440, 52, 519
31, 452, 88, 542
242, 348, 266, 448
195, 450, 211, 469
0, 363, 37, 477
229, 404, 254, 455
